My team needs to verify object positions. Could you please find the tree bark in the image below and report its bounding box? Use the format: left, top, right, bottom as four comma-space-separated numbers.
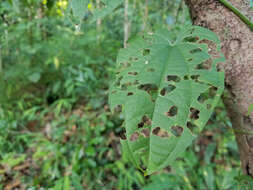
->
185, 0, 253, 177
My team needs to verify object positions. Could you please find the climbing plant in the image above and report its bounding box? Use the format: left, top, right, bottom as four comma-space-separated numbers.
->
109, 26, 225, 175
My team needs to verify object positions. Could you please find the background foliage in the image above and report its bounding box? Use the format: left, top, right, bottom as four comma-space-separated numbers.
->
0, 0, 251, 189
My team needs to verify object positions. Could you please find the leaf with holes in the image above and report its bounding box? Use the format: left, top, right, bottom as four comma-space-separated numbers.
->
109, 25, 225, 175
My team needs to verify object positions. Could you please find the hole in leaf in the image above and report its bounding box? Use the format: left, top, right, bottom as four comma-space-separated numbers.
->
191, 75, 200, 81
138, 122, 144, 128
171, 126, 184, 137
115, 76, 123, 86
187, 122, 199, 134
121, 84, 127, 90
190, 48, 202, 54
143, 49, 150, 56
187, 58, 193, 62
190, 107, 200, 120
183, 75, 189, 80
147, 68, 155, 72
130, 132, 140, 141
119, 128, 127, 140
128, 72, 138, 76
160, 85, 176, 96
142, 115, 152, 125
130, 57, 139, 61
127, 92, 134, 96
166, 106, 178, 117
183, 36, 199, 43
166, 75, 180, 82
196, 60, 212, 70
138, 115, 152, 128
209, 86, 218, 98
197, 92, 209, 103
121, 82, 132, 90
141, 128, 150, 138
138, 84, 158, 94
152, 127, 170, 138
114, 105, 122, 113
120, 62, 131, 67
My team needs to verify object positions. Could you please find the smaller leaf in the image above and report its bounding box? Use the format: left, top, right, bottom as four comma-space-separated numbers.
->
28, 72, 41, 83
71, 0, 89, 20
64, 175, 71, 190
91, 0, 123, 22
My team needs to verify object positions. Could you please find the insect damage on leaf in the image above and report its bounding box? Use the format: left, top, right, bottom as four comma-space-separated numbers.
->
109, 25, 225, 175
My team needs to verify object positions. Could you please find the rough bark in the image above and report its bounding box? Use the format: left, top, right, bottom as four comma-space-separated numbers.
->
185, 0, 253, 177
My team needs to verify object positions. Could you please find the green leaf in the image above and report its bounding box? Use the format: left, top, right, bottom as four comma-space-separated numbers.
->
248, 104, 253, 116
109, 25, 225, 175
71, 173, 83, 190
91, 0, 123, 22
64, 175, 71, 190
28, 72, 41, 83
203, 166, 215, 190
71, 0, 89, 20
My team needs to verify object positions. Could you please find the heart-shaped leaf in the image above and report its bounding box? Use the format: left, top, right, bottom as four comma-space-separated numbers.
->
109, 25, 225, 175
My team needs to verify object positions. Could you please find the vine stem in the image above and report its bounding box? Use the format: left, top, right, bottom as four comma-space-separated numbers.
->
219, 0, 253, 31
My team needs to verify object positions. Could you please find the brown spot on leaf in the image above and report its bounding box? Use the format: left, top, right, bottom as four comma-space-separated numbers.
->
130, 132, 140, 141
128, 72, 138, 75
152, 127, 170, 138
147, 68, 155, 72
141, 128, 150, 138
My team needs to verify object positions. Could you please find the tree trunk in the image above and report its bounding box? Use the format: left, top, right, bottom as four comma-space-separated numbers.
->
185, 0, 253, 177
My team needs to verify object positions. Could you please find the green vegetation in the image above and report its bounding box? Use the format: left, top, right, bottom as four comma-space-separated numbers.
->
0, 0, 252, 189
